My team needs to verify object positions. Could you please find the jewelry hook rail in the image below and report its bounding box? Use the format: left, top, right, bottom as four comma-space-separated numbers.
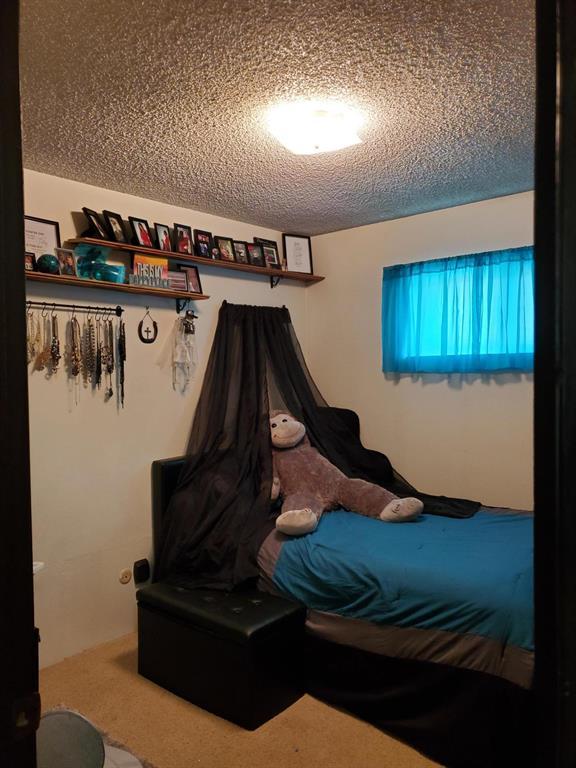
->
25, 300, 124, 316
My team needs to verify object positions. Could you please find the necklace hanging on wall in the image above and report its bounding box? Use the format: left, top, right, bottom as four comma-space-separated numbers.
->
67, 314, 81, 379
81, 314, 96, 385
35, 306, 52, 372
104, 316, 115, 401
26, 306, 40, 363
26, 306, 33, 362
94, 314, 103, 390
50, 308, 61, 373
118, 317, 126, 408
33, 312, 42, 364
138, 307, 158, 344
65, 310, 82, 404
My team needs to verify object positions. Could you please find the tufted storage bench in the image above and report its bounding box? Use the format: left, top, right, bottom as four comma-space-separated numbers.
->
137, 582, 305, 728
139, 457, 306, 728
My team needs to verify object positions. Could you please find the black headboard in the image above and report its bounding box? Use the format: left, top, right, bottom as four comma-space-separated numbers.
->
151, 456, 185, 579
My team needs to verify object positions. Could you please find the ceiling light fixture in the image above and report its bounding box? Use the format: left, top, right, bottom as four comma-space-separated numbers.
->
266, 100, 364, 155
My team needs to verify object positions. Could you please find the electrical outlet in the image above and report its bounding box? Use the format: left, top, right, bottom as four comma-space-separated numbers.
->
119, 568, 132, 585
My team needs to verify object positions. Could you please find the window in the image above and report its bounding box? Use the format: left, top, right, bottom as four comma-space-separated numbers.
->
382, 246, 534, 373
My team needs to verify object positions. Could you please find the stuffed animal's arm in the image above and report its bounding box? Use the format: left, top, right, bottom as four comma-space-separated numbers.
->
271, 455, 281, 501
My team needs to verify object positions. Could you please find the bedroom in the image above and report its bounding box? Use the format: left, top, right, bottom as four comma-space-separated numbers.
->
3, 0, 574, 767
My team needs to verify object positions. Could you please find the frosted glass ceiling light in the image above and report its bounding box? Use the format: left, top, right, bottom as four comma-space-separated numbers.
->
266, 101, 364, 155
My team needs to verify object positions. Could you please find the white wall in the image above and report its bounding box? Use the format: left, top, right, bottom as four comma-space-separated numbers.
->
24, 169, 311, 667
27, 173, 534, 668
307, 192, 534, 511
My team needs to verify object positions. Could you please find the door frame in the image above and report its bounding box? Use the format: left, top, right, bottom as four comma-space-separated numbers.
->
0, 1, 39, 767
534, 0, 576, 765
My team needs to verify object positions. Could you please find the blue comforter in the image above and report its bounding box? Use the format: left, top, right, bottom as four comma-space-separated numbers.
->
271, 508, 533, 652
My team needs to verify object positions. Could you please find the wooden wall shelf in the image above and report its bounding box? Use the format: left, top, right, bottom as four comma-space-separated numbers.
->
25, 271, 210, 301
67, 237, 325, 285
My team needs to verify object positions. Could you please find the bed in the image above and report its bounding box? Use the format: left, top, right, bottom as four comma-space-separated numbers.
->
258, 506, 533, 689
151, 458, 535, 768
258, 506, 534, 767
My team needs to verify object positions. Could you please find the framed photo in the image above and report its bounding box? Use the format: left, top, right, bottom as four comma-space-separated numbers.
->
214, 236, 235, 262
179, 265, 203, 294
282, 233, 313, 274
262, 245, 280, 269
254, 237, 279, 249
193, 229, 213, 258
254, 237, 281, 269
247, 242, 265, 267
81, 208, 108, 239
24, 252, 37, 271
154, 223, 173, 252
167, 270, 189, 291
233, 240, 249, 264
24, 215, 61, 259
129, 216, 154, 248
174, 223, 193, 255
102, 210, 127, 243
55, 248, 77, 276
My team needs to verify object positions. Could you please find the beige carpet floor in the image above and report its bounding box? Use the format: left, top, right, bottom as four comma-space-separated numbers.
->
40, 633, 441, 768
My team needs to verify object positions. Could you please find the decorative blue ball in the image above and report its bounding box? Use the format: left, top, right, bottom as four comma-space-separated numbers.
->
36, 254, 60, 274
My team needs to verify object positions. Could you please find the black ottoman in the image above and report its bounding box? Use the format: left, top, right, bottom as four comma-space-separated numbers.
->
137, 583, 306, 729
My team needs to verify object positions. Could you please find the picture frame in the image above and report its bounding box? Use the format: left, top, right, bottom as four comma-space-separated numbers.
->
282, 233, 313, 274
247, 242, 265, 267
254, 237, 282, 269
154, 223, 173, 252
167, 270, 189, 291
55, 248, 77, 276
233, 240, 250, 264
81, 208, 108, 239
262, 244, 281, 269
214, 236, 235, 262
24, 252, 37, 271
179, 265, 203, 294
24, 215, 61, 259
173, 223, 193, 255
102, 210, 128, 243
254, 237, 279, 250
129, 216, 154, 248
193, 229, 213, 258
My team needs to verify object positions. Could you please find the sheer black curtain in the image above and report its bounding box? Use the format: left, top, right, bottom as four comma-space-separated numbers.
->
156, 302, 479, 589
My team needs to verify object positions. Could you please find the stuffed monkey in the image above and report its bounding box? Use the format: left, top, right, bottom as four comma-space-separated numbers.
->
270, 412, 423, 536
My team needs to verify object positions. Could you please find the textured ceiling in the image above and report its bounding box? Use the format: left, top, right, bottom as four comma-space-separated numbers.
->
20, 0, 535, 235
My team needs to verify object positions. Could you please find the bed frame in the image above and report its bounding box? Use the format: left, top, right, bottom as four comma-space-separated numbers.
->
150, 417, 535, 768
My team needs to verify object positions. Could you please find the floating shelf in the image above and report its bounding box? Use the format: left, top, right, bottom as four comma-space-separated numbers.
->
25, 271, 210, 301
67, 237, 325, 285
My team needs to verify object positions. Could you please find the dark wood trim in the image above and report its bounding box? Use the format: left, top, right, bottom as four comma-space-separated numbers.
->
25, 271, 210, 301
0, 1, 38, 766
534, 0, 576, 765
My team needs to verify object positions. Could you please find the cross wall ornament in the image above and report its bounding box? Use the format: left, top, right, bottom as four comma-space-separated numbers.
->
138, 307, 159, 344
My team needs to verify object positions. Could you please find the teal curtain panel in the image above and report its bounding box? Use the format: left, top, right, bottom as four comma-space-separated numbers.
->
382, 246, 534, 373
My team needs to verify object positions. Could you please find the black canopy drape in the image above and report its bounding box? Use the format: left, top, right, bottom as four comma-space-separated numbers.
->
156, 302, 480, 590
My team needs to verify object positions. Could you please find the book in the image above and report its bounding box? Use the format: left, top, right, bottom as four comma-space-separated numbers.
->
133, 253, 168, 280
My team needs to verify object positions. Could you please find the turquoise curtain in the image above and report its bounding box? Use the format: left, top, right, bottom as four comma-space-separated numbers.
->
382, 246, 534, 373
